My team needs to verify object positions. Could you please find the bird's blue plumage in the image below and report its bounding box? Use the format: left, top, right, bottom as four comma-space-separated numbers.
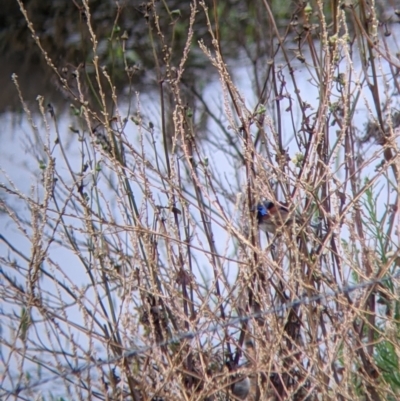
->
257, 203, 268, 216
255, 201, 289, 234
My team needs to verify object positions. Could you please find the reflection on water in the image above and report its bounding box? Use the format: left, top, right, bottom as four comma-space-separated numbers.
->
0, 0, 239, 114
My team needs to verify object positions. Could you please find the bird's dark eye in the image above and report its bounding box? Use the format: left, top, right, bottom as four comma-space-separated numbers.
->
265, 201, 275, 210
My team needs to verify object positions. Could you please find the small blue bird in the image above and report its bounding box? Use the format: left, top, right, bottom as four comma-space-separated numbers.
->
256, 200, 291, 234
